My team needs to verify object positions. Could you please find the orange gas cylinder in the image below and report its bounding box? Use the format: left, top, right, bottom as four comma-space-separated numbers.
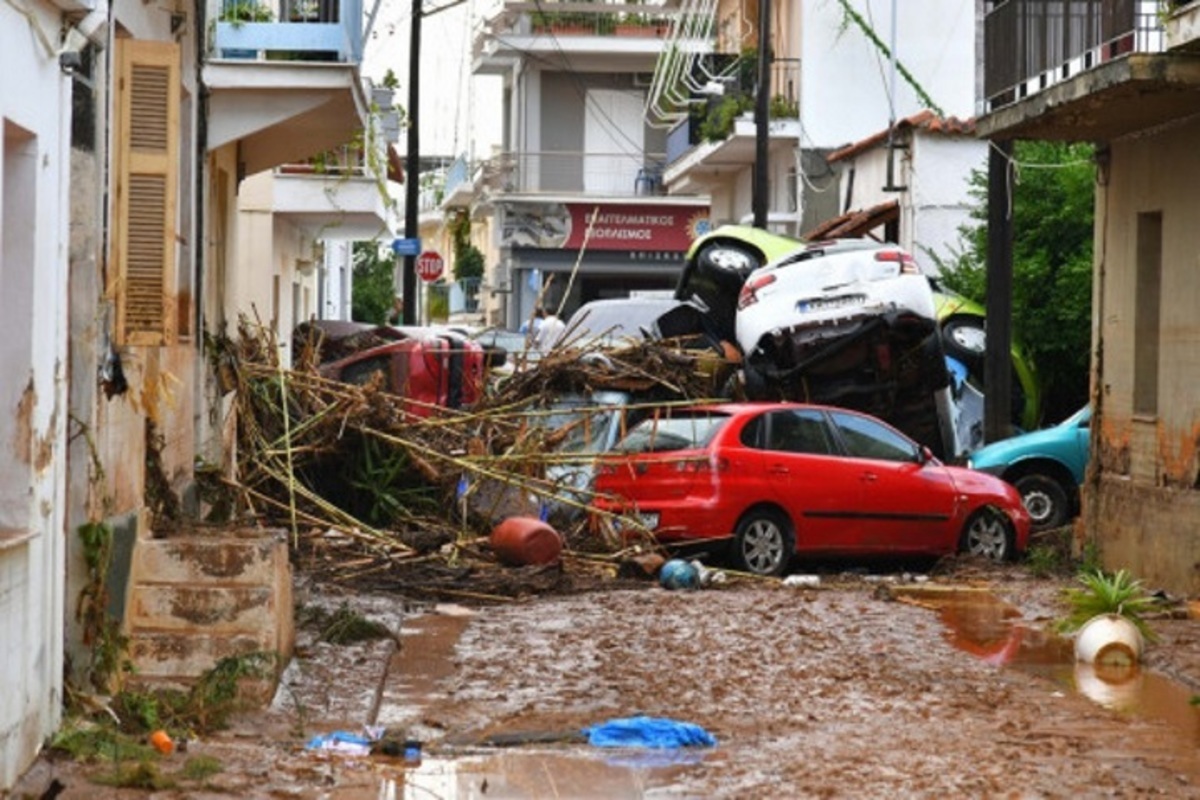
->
489, 517, 563, 566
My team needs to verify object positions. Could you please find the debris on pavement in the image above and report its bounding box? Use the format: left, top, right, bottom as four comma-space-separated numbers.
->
582, 716, 717, 749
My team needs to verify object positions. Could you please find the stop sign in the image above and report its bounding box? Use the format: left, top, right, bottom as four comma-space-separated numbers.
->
415, 250, 444, 282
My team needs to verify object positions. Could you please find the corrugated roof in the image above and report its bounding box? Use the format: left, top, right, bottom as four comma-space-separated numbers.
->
802, 199, 900, 241
827, 111, 977, 163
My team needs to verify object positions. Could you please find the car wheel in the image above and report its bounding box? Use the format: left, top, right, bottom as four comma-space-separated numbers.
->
942, 316, 986, 371
733, 508, 794, 577
1014, 474, 1070, 531
959, 508, 1012, 561
697, 241, 759, 276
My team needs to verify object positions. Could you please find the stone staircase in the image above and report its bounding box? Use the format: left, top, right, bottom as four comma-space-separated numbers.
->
125, 530, 295, 698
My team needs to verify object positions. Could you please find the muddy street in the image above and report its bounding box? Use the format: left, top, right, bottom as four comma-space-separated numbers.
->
14, 563, 1200, 798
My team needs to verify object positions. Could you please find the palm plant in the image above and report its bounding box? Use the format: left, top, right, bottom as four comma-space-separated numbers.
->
1059, 568, 1160, 642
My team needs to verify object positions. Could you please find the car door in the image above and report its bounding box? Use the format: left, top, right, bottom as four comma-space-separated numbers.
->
755, 408, 862, 552
828, 410, 959, 554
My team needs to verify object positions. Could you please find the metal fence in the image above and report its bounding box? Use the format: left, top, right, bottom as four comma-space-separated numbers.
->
983, 0, 1165, 110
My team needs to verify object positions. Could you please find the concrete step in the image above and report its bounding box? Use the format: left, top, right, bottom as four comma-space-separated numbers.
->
124, 531, 294, 696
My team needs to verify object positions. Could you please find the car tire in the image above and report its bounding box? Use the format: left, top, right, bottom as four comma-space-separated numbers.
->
733, 508, 794, 577
696, 241, 760, 277
1014, 474, 1070, 531
959, 508, 1013, 562
942, 316, 986, 371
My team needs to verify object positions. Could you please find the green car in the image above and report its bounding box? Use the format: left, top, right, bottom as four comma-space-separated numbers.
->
675, 225, 1042, 434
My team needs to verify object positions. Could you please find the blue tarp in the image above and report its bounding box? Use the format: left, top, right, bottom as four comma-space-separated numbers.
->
583, 716, 717, 749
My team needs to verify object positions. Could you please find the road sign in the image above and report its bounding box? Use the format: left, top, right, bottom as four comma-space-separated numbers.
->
416, 250, 444, 282
391, 237, 421, 256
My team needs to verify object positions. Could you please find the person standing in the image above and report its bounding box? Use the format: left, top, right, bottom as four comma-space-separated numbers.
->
534, 309, 566, 352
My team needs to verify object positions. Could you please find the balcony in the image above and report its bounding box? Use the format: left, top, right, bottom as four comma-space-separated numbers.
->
660, 57, 800, 192
1164, 0, 1200, 50
978, 0, 1200, 142
204, 0, 370, 176
273, 143, 399, 239
479, 151, 672, 199
473, 1, 689, 75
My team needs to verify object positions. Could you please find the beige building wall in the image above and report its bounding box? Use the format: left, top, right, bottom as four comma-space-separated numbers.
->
1084, 116, 1200, 596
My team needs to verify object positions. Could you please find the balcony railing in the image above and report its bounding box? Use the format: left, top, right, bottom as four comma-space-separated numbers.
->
211, 0, 364, 63
474, 1, 683, 61
664, 56, 800, 166
983, 0, 1165, 111
482, 151, 670, 197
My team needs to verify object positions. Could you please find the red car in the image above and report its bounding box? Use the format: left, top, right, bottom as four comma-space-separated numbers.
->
592, 402, 1030, 577
299, 321, 499, 418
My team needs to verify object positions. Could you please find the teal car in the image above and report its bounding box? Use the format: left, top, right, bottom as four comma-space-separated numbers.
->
676, 225, 1042, 433
967, 406, 1091, 531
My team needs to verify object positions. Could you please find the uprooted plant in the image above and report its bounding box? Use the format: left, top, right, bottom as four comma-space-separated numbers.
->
1058, 568, 1161, 642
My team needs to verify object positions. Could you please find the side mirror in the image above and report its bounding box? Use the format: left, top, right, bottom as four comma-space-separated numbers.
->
919, 446, 934, 465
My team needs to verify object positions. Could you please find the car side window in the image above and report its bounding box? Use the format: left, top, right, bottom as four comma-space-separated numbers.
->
740, 414, 766, 449
765, 410, 834, 455
830, 411, 919, 462
339, 355, 393, 392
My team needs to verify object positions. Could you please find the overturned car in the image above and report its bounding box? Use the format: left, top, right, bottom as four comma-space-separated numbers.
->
733, 239, 958, 458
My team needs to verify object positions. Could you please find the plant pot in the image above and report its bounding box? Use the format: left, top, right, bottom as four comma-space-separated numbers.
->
1074, 613, 1144, 666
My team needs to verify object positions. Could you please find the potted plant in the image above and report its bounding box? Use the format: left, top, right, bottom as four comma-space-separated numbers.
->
221, 0, 275, 25
288, 0, 319, 22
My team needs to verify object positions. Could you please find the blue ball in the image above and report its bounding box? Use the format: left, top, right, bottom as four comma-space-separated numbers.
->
659, 559, 700, 590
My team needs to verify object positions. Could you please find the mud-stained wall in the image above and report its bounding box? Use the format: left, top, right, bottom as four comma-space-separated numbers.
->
1086, 116, 1200, 596
1092, 476, 1200, 595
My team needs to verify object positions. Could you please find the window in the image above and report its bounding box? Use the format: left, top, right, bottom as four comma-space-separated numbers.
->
1133, 211, 1162, 417
765, 410, 834, 455
111, 39, 180, 346
617, 413, 727, 454
830, 411, 919, 462
339, 355, 393, 391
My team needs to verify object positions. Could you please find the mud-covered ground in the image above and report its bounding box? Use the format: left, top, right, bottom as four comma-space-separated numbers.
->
12, 560, 1200, 798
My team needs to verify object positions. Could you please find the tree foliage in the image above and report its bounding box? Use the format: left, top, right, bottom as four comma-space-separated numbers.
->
351, 241, 396, 324
936, 141, 1095, 423
449, 211, 485, 281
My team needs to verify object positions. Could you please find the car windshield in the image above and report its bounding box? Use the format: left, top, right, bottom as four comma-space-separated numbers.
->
1062, 405, 1091, 427
616, 412, 728, 453
539, 395, 627, 455
566, 298, 679, 346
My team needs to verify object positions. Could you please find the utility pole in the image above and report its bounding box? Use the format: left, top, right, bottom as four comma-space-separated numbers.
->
985, 140, 1014, 443
401, 0, 422, 325
752, 0, 771, 229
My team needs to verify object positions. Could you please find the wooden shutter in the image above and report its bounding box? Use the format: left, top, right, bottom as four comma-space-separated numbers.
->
112, 39, 179, 346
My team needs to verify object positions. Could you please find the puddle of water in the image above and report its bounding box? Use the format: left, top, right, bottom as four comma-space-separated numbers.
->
896, 585, 1200, 745
373, 750, 703, 799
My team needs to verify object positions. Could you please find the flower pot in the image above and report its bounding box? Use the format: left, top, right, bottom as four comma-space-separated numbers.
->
1074, 613, 1144, 666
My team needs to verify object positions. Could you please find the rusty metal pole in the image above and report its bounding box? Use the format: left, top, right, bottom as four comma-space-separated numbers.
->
985, 139, 1014, 443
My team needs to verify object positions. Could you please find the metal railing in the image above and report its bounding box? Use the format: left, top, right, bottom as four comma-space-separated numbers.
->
474, 1, 683, 60
211, 0, 364, 63
664, 56, 800, 165
481, 151, 670, 196
983, 0, 1165, 110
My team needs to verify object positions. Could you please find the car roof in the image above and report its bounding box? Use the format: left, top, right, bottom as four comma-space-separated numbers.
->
564, 296, 684, 343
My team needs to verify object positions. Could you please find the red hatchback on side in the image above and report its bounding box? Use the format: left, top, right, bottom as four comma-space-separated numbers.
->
592, 402, 1030, 577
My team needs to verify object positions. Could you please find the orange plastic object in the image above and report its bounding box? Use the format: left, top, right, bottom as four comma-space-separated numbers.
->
150, 729, 174, 755
489, 517, 563, 566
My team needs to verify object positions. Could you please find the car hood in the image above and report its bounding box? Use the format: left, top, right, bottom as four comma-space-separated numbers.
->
944, 464, 1023, 503
969, 425, 1074, 469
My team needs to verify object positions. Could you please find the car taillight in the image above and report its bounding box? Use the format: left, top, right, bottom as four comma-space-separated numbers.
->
875, 249, 921, 275
675, 456, 728, 473
737, 273, 776, 310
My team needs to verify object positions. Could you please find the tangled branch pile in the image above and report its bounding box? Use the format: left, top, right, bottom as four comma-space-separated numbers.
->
211, 319, 732, 599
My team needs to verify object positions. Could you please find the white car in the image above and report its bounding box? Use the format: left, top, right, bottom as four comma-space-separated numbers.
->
734, 240, 960, 459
